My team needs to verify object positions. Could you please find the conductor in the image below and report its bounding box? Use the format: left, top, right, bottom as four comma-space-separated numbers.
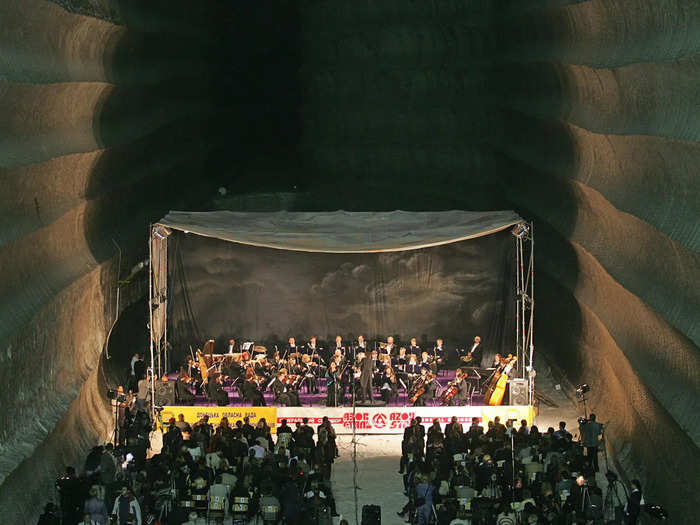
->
358, 352, 374, 402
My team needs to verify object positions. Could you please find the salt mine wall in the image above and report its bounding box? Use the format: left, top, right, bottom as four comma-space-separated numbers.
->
0, 0, 698, 522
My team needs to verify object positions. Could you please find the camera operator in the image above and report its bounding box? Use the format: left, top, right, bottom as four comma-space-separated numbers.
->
578, 413, 603, 472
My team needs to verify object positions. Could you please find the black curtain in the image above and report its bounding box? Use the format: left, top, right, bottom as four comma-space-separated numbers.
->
168, 229, 515, 367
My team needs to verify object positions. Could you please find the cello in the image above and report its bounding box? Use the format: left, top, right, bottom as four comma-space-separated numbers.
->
488, 356, 517, 406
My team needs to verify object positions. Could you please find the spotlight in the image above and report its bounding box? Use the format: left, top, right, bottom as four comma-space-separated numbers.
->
152, 225, 172, 240
511, 223, 530, 239
575, 384, 590, 397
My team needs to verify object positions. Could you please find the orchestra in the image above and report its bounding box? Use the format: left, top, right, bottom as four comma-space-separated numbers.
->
172, 333, 505, 407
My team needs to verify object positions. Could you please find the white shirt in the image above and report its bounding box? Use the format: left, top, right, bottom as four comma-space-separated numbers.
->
249, 444, 265, 458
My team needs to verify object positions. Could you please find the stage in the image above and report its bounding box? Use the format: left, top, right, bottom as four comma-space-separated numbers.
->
148, 210, 536, 434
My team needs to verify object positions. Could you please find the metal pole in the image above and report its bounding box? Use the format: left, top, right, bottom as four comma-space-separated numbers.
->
520, 236, 526, 377
148, 226, 156, 422
528, 222, 535, 405
515, 234, 520, 367
163, 236, 168, 375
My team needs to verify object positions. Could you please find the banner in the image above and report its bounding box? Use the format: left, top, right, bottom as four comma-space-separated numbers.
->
160, 406, 278, 433
275, 405, 534, 435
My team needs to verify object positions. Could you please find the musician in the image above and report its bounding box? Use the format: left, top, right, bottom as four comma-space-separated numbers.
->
333, 335, 345, 354
409, 337, 421, 355
226, 338, 237, 354
492, 352, 503, 368
392, 346, 407, 372
464, 336, 483, 366
325, 361, 341, 407
432, 338, 445, 373
381, 336, 397, 357
448, 369, 471, 406
353, 334, 367, 360
287, 355, 305, 377
242, 368, 266, 407
286, 337, 298, 355
207, 374, 229, 406
380, 366, 398, 403
176, 368, 195, 405
358, 351, 374, 402
301, 354, 319, 394
271, 369, 301, 406
370, 350, 382, 387
412, 368, 436, 407
420, 351, 434, 373
405, 353, 421, 390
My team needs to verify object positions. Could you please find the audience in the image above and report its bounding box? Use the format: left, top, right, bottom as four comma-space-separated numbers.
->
396, 416, 634, 524
50, 407, 339, 524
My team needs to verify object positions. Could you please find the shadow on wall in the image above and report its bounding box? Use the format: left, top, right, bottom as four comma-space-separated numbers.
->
82, 0, 304, 275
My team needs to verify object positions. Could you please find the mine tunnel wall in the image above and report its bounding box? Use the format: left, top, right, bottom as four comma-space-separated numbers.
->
0, 1, 698, 522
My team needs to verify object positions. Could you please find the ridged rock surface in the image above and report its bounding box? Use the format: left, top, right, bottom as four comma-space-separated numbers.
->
0, 1, 698, 522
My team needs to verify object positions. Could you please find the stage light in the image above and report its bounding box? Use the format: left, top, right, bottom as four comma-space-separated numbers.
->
152, 225, 172, 240
511, 223, 530, 239
575, 383, 590, 397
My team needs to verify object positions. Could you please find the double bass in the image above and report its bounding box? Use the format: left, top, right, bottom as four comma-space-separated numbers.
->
486, 355, 518, 406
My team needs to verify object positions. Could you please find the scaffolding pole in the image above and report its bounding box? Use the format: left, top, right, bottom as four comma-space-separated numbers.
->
148, 226, 156, 423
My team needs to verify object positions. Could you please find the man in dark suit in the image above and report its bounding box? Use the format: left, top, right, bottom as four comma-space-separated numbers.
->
358, 352, 374, 402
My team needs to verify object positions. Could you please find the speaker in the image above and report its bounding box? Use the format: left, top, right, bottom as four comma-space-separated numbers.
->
154, 381, 176, 406
361, 504, 381, 524
509, 379, 528, 405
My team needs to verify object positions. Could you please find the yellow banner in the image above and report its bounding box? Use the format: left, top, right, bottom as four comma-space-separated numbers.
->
160, 406, 278, 433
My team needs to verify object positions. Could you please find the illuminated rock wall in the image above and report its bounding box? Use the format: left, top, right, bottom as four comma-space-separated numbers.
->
0, 1, 698, 521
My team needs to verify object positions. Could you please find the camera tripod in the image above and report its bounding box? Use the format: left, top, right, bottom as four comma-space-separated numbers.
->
604, 478, 627, 522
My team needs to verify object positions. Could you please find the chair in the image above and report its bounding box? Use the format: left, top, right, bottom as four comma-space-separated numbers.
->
207, 495, 226, 524
231, 496, 249, 523
260, 503, 280, 524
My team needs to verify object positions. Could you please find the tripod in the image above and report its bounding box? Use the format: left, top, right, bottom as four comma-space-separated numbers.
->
604, 478, 627, 523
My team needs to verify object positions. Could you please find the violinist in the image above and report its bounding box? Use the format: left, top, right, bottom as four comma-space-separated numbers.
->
285, 336, 298, 356
409, 337, 421, 356
242, 368, 266, 407
325, 361, 341, 407
287, 355, 305, 377
271, 369, 301, 406
301, 354, 319, 394
392, 346, 407, 374
207, 373, 229, 406
380, 366, 398, 403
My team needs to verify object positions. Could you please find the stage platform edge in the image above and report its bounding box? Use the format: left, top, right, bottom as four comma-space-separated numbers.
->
159, 404, 535, 435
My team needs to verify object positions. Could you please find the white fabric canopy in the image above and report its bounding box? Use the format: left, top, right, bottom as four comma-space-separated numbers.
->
156, 210, 523, 253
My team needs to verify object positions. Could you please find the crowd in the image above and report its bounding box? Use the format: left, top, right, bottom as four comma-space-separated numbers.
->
40, 406, 341, 525
396, 415, 644, 525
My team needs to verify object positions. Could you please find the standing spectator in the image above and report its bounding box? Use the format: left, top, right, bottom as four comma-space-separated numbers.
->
624, 479, 643, 524
37, 503, 60, 525
579, 414, 603, 472
83, 487, 108, 525
111, 486, 142, 525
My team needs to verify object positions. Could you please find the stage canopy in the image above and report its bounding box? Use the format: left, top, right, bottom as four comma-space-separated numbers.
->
156, 210, 523, 252
150, 210, 526, 371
